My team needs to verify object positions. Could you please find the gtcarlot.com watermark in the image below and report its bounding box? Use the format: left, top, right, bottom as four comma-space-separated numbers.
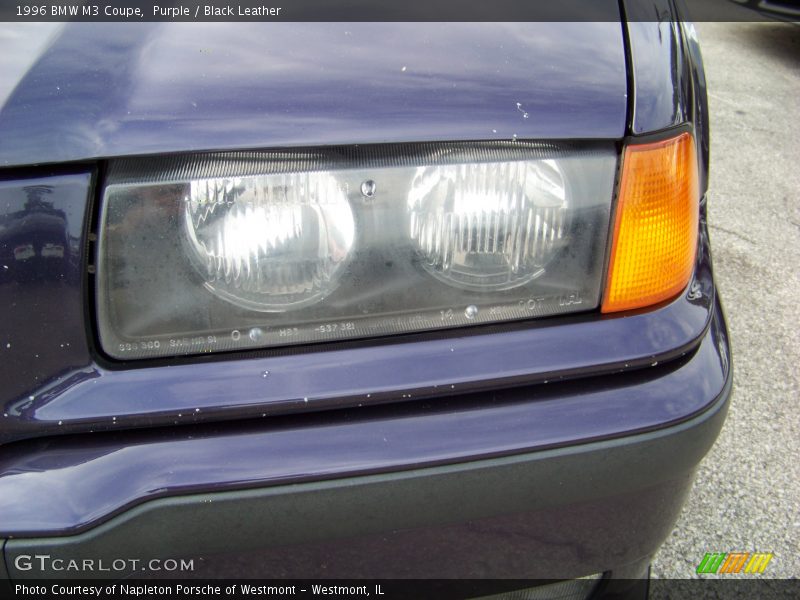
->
14, 554, 194, 573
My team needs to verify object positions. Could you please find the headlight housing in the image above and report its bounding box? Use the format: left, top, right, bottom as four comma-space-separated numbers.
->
96, 142, 617, 360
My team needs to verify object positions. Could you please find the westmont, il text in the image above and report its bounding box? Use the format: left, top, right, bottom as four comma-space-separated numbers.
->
16, 584, 385, 596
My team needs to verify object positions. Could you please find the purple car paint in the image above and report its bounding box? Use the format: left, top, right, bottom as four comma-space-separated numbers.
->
0, 1, 731, 593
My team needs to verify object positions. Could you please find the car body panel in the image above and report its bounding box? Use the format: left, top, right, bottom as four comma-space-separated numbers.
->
0, 285, 729, 537
0, 22, 628, 168
0, 205, 714, 444
4, 352, 729, 577
623, 1, 709, 194
0, 173, 93, 415
0, 7, 731, 588
623, 0, 690, 135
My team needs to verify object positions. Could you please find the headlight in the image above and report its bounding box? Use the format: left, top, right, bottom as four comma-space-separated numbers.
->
408, 160, 568, 291
184, 172, 355, 311
96, 142, 617, 359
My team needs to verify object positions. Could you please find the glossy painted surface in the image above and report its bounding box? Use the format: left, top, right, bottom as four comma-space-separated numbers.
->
623, 0, 691, 135
622, 0, 710, 195
0, 12, 714, 446
0, 214, 714, 444
0, 13, 714, 446
680, 18, 711, 195
0, 173, 94, 411
0, 22, 627, 168
0, 12, 729, 576
0, 23, 63, 108
0, 290, 729, 535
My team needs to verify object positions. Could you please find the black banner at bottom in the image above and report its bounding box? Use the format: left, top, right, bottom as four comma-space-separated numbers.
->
2, 578, 800, 600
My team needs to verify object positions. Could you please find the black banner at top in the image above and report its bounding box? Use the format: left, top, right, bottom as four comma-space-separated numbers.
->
1, 0, 798, 22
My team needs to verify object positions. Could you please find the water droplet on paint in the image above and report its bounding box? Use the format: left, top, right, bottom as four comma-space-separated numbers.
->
361, 180, 376, 198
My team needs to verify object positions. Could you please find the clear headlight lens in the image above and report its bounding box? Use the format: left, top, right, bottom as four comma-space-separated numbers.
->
184, 173, 355, 311
408, 160, 568, 291
96, 142, 617, 360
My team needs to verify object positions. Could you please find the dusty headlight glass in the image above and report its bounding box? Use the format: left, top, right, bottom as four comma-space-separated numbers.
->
184, 173, 355, 311
96, 142, 617, 360
408, 160, 568, 291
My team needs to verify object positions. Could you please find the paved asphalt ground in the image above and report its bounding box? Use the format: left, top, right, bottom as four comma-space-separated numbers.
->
650, 21, 800, 581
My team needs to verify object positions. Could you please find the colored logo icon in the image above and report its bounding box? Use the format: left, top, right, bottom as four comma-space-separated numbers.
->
696, 552, 774, 574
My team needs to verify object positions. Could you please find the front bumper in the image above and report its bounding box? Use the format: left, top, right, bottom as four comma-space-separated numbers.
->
1, 289, 731, 580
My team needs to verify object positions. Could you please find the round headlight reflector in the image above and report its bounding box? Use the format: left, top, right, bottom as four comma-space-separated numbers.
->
408, 160, 569, 290
184, 172, 355, 312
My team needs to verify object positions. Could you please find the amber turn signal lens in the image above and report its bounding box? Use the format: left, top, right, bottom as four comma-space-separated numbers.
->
602, 132, 699, 313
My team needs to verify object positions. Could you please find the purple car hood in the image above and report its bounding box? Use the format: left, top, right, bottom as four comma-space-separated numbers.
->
0, 21, 628, 167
